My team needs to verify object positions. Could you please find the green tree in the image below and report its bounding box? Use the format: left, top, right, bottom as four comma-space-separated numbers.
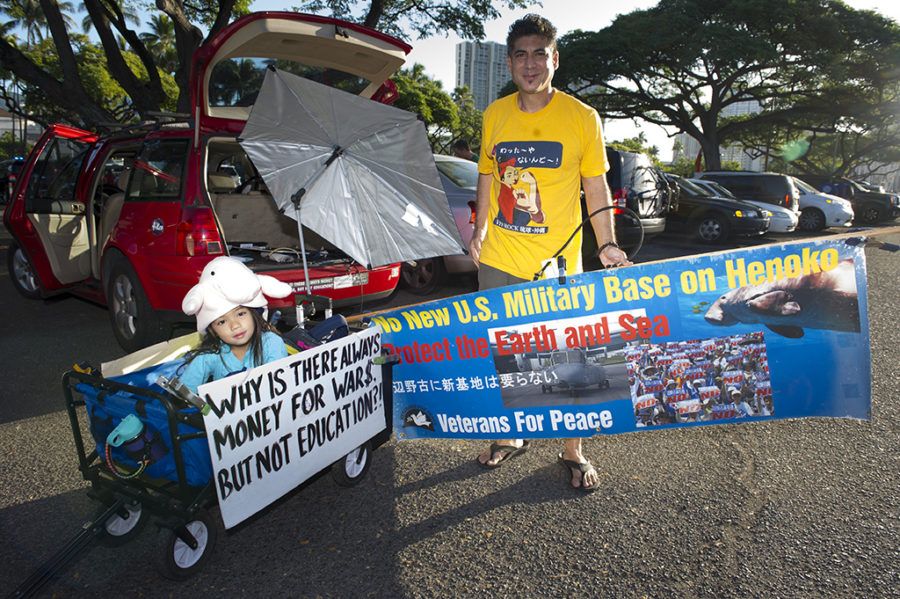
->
5, 0, 74, 44
607, 132, 660, 164
10, 34, 177, 124
730, 91, 900, 179
0, 130, 29, 160
1, 0, 527, 129
450, 85, 482, 154
139, 14, 178, 75
556, 0, 900, 171
392, 63, 459, 150
664, 156, 698, 178
0, 0, 253, 127
294, 0, 530, 41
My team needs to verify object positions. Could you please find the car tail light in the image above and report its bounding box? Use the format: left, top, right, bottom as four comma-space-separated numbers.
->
468, 201, 476, 224
611, 188, 627, 215
176, 207, 223, 256
784, 194, 791, 207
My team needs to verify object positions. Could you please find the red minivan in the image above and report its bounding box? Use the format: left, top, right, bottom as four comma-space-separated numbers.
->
4, 12, 411, 352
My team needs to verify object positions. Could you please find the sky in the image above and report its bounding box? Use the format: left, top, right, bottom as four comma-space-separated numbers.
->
251, 1, 897, 160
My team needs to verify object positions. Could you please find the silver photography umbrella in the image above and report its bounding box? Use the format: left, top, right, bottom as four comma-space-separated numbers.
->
239, 67, 465, 293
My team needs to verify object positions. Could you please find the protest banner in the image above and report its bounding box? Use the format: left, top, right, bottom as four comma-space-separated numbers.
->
375, 239, 870, 439
200, 327, 384, 528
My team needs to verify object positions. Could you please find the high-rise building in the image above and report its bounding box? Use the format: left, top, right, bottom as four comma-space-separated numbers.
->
455, 41, 511, 111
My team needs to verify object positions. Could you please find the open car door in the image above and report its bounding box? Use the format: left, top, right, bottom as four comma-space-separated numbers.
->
4, 124, 97, 291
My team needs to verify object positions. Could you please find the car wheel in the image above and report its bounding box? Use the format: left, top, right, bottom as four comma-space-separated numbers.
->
7, 242, 42, 299
106, 255, 169, 353
860, 204, 883, 224
155, 511, 217, 580
798, 208, 826, 232
400, 258, 446, 296
696, 214, 729, 244
332, 441, 372, 487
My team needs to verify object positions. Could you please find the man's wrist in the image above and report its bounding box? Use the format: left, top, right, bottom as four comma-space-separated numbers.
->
598, 241, 620, 254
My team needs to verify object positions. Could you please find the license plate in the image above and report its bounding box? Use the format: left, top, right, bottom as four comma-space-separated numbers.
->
296, 272, 369, 292
334, 272, 368, 289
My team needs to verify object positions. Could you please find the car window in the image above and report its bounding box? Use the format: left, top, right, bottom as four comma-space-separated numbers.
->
209, 58, 370, 108
708, 176, 755, 195
207, 140, 260, 192
707, 182, 736, 198
129, 139, 189, 200
758, 175, 788, 194
677, 178, 711, 197
793, 178, 817, 194
25, 137, 91, 213
435, 159, 478, 189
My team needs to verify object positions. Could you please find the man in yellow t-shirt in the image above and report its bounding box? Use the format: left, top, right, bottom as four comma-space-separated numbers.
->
470, 14, 630, 491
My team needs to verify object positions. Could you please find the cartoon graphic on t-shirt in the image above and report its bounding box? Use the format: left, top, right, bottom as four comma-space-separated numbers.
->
497, 157, 545, 228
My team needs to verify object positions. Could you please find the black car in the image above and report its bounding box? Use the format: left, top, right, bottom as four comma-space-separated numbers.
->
798, 174, 899, 224
583, 148, 671, 268
664, 174, 770, 244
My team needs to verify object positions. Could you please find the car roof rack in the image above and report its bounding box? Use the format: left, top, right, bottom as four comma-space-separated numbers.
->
96, 112, 194, 138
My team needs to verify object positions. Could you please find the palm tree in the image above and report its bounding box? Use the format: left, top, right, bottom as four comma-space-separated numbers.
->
139, 13, 177, 74
5, 0, 76, 45
80, 0, 140, 35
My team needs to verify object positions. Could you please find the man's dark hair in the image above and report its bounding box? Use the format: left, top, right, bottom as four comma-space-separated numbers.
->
453, 139, 471, 151
506, 14, 558, 55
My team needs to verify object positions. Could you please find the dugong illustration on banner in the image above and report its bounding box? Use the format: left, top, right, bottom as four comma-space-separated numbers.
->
704, 259, 860, 338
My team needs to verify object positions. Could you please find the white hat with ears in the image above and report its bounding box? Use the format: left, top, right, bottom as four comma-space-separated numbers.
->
182, 256, 294, 333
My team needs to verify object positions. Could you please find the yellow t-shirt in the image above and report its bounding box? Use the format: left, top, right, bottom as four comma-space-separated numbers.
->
477, 91, 609, 280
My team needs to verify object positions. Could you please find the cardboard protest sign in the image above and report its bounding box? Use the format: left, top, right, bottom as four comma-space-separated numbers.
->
375, 239, 870, 439
200, 327, 384, 528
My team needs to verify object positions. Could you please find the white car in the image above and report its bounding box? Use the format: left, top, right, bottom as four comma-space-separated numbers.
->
688, 179, 798, 233
791, 177, 855, 231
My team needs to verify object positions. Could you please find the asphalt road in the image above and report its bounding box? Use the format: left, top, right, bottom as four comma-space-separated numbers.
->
1, 224, 898, 598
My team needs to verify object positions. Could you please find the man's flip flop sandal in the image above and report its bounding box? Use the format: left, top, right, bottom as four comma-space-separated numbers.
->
557, 452, 599, 492
477, 441, 529, 469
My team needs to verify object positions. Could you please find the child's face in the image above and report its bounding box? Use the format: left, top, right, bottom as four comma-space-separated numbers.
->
210, 306, 256, 349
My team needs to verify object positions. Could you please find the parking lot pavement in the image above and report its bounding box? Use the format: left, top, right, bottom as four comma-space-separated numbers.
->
1, 226, 897, 597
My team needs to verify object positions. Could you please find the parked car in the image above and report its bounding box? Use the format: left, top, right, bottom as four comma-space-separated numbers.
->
583, 148, 671, 269
3, 12, 412, 352
790, 177, 854, 231
797, 174, 899, 224
399, 154, 476, 295
688, 178, 797, 233
696, 171, 800, 214
857, 180, 885, 193
664, 174, 769, 244
0, 156, 24, 204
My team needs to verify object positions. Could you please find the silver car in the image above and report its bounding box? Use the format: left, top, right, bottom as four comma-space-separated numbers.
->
400, 154, 477, 294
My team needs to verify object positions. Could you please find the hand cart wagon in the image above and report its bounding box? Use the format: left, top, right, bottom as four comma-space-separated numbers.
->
12, 317, 397, 597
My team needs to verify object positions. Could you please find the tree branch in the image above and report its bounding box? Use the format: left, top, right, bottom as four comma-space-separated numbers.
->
0, 36, 113, 127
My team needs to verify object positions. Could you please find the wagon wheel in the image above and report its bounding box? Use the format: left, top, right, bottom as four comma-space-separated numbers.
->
332, 441, 372, 487
97, 500, 147, 547
154, 510, 218, 580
